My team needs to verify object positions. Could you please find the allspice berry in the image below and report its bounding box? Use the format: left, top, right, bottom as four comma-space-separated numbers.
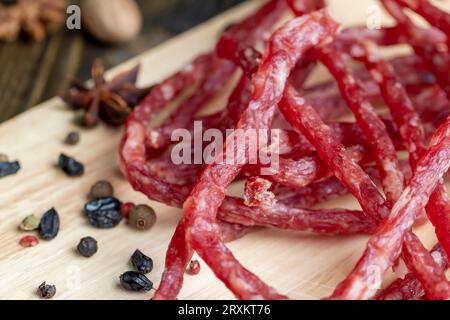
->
89, 180, 114, 199
0, 153, 8, 162
129, 205, 156, 231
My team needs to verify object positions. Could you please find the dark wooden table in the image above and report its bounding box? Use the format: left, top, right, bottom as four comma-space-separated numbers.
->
0, 0, 244, 123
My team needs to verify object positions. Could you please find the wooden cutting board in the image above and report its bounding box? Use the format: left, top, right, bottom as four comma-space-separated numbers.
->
0, 0, 449, 300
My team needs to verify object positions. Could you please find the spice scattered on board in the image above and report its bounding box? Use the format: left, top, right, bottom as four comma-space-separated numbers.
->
89, 180, 114, 199
120, 202, 135, 219
64, 131, 80, 145
186, 260, 201, 276
19, 214, 40, 231
77, 236, 98, 258
131, 249, 153, 274
119, 271, 153, 292
39, 208, 60, 240
19, 235, 39, 248
37, 282, 56, 299
84, 197, 122, 228
58, 153, 84, 177
129, 205, 156, 231
0, 160, 20, 178
0, 153, 8, 162
60, 60, 152, 127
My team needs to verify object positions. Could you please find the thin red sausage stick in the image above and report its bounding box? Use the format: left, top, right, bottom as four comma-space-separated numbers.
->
381, 0, 450, 100
125, 60, 372, 301
220, 197, 375, 235
303, 54, 436, 120
329, 115, 450, 300
243, 145, 368, 189
376, 244, 449, 300
401, 232, 450, 300
131, 53, 213, 129
273, 160, 413, 209
216, 0, 288, 75
315, 45, 405, 206
147, 58, 236, 150
280, 84, 449, 299
280, 85, 388, 223
182, 11, 340, 300
122, 120, 376, 234
317, 38, 448, 300
394, 0, 450, 45
354, 41, 450, 262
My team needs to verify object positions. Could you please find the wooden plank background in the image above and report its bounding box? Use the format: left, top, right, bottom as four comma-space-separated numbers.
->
0, 0, 245, 123
0, 0, 449, 300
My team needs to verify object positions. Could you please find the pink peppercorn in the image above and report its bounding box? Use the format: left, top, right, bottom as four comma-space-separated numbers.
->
19, 235, 39, 248
120, 202, 136, 219
186, 260, 201, 275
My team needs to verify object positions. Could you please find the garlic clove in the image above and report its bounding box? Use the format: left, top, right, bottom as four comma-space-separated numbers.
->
81, 0, 143, 44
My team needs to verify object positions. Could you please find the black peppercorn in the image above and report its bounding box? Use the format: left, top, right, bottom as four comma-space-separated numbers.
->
58, 153, 84, 177
37, 282, 56, 299
0, 160, 20, 178
65, 131, 80, 145
119, 271, 153, 292
89, 180, 114, 199
77, 236, 98, 257
131, 249, 153, 274
84, 197, 122, 228
39, 208, 60, 240
129, 205, 156, 231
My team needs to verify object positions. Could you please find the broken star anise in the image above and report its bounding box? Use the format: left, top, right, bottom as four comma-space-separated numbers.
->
60, 59, 153, 127
0, 0, 67, 42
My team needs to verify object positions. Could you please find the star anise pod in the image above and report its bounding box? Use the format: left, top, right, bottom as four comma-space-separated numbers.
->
60, 59, 153, 127
0, 0, 67, 42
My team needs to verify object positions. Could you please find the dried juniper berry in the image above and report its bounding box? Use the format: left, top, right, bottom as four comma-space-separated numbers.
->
39, 208, 60, 240
84, 197, 122, 228
77, 236, 98, 257
119, 271, 153, 292
37, 282, 56, 299
58, 153, 84, 177
131, 249, 153, 274
0, 160, 20, 178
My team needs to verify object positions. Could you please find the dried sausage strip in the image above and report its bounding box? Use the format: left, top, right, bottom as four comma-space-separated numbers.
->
381, 0, 450, 100
377, 244, 449, 300
329, 115, 450, 300
182, 11, 340, 300
394, 0, 450, 45
220, 197, 375, 235
353, 40, 450, 264
314, 45, 405, 206
147, 58, 236, 150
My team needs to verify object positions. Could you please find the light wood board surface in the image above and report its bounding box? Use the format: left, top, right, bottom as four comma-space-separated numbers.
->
0, 0, 449, 300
